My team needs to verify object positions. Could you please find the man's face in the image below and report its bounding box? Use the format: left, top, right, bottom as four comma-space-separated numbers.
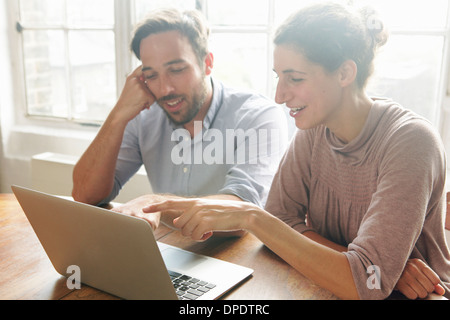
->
140, 30, 210, 126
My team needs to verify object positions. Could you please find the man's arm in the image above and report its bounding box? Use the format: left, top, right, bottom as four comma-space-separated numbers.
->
72, 67, 155, 205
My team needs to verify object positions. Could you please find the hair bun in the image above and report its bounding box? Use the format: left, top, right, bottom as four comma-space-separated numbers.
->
359, 6, 389, 49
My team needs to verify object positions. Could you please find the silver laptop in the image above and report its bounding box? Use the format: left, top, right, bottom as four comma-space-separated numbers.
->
11, 185, 253, 300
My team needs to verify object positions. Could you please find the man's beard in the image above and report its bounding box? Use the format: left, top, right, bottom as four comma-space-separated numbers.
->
158, 81, 208, 126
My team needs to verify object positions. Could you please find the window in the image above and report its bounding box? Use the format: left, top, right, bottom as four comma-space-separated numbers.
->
17, 0, 117, 122
354, 0, 450, 125
13, 0, 450, 129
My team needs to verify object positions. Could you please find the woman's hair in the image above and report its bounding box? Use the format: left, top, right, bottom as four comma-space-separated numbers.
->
131, 8, 210, 66
274, 2, 388, 88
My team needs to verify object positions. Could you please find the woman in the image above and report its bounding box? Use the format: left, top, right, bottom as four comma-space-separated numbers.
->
144, 3, 450, 300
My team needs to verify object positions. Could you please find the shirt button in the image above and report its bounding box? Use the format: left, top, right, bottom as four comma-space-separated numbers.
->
183, 167, 188, 173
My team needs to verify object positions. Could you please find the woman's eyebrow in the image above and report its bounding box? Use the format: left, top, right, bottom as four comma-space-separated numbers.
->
273, 68, 307, 75
282, 69, 307, 75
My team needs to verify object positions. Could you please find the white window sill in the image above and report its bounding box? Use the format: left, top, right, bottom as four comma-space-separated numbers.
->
5, 123, 98, 159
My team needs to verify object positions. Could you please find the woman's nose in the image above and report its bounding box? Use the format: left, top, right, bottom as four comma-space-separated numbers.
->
274, 81, 287, 105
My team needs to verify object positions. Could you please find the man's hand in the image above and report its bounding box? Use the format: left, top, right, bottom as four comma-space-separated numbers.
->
111, 194, 182, 230
112, 195, 163, 230
112, 66, 156, 124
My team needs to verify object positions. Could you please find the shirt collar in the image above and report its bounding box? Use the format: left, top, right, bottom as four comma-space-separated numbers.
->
203, 77, 223, 130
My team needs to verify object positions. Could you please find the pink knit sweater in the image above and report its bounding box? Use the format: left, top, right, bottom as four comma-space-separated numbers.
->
265, 98, 450, 299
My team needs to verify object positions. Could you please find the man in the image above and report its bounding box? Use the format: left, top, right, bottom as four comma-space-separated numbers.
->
72, 8, 287, 232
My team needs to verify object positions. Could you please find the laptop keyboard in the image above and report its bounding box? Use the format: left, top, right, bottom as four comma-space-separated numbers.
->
168, 270, 216, 300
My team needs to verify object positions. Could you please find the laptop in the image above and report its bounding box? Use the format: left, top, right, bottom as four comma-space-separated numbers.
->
11, 185, 253, 300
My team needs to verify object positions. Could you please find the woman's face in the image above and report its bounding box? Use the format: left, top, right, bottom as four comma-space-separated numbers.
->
273, 44, 345, 131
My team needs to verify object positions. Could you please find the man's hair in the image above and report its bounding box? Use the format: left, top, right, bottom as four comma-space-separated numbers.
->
131, 8, 210, 65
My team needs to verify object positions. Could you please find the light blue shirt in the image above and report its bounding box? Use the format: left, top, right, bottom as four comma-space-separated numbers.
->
102, 78, 288, 207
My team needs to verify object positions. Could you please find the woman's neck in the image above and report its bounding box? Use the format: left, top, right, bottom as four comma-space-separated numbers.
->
327, 91, 373, 144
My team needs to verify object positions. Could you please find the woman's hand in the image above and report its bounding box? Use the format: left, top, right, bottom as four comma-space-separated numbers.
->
143, 198, 261, 241
394, 258, 445, 299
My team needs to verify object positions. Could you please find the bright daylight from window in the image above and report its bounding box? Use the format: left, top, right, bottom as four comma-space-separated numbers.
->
16, 0, 450, 128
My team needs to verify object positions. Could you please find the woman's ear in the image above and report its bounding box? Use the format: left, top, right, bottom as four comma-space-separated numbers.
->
204, 52, 214, 76
338, 60, 357, 87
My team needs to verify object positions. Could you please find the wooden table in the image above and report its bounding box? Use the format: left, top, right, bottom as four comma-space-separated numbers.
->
0, 193, 339, 300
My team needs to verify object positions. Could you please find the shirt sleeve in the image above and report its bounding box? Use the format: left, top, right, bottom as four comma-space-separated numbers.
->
218, 101, 289, 208
265, 129, 317, 234
344, 120, 447, 299
99, 117, 144, 205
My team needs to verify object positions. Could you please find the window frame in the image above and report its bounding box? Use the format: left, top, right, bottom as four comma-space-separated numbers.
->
205, 0, 276, 98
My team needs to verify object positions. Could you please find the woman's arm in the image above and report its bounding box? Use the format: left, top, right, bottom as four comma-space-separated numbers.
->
300, 231, 446, 299
302, 231, 347, 252
144, 198, 446, 300
248, 207, 360, 300
144, 199, 360, 300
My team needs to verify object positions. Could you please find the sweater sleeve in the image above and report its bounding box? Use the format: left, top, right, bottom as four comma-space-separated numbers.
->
344, 119, 447, 300
265, 129, 316, 234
